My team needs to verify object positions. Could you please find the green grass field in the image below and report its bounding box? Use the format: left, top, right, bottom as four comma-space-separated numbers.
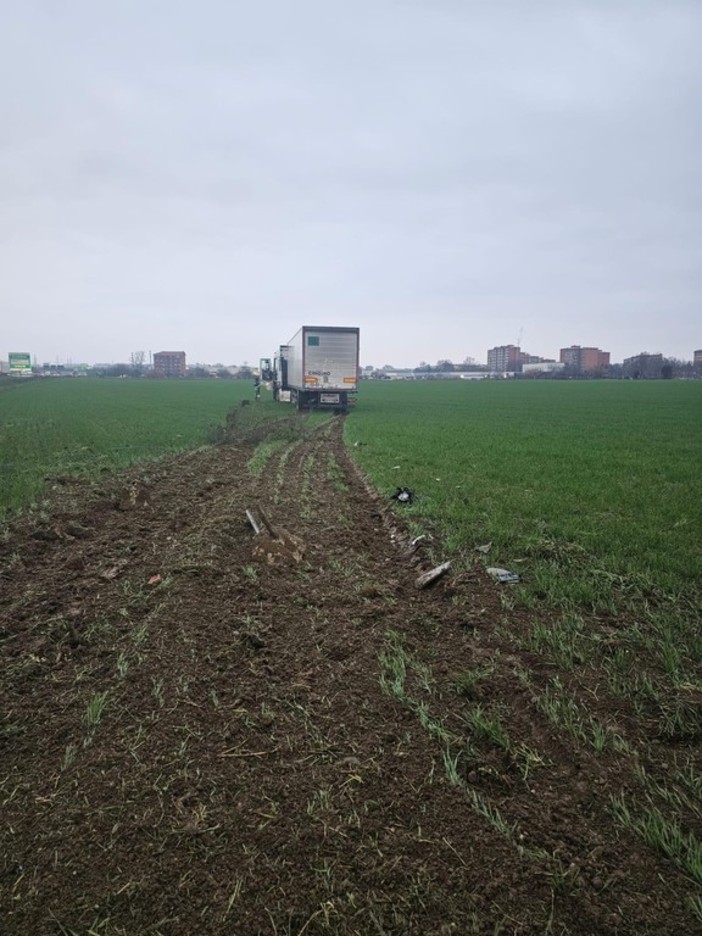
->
0, 377, 252, 513
4, 378, 700, 610
345, 379, 702, 601
3, 376, 700, 616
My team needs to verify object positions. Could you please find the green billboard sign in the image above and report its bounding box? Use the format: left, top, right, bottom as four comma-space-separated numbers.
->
9, 353, 32, 373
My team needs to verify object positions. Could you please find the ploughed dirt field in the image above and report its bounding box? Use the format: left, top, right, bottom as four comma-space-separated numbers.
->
1, 416, 698, 935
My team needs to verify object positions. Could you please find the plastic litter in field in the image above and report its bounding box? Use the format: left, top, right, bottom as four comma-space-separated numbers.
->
486, 567, 520, 584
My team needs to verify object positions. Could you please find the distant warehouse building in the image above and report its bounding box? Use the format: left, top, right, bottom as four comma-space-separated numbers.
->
153, 351, 186, 378
559, 345, 610, 374
522, 361, 565, 375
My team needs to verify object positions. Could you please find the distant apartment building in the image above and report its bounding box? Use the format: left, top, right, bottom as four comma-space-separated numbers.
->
559, 345, 610, 373
694, 349, 702, 369
487, 344, 522, 372
153, 351, 186, 377
487, 346, 554, 373
622, 352, 663, 379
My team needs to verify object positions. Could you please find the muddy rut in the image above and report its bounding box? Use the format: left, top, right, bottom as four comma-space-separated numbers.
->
0, 417, 696, 934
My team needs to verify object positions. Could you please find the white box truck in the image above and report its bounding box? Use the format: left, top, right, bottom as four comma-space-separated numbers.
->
273, 326, 359, 411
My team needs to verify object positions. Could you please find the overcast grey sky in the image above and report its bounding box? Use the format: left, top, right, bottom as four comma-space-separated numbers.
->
2, 1, 700, 367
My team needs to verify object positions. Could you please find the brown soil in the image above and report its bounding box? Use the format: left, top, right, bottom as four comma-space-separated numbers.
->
0, 418, 698, 935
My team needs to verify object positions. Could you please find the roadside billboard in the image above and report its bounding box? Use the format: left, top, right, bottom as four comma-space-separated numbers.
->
9, 353, 32, 374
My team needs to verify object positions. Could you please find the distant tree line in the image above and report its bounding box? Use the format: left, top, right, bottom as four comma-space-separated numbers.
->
515, 357, 698, 380
91, 364, 256, 379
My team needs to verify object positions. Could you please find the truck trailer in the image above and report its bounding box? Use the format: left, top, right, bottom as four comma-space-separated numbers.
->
273, 326, 359, 411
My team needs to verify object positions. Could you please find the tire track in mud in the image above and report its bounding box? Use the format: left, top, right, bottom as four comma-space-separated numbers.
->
0, 417, 697, 935
215, 419, 551, 932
